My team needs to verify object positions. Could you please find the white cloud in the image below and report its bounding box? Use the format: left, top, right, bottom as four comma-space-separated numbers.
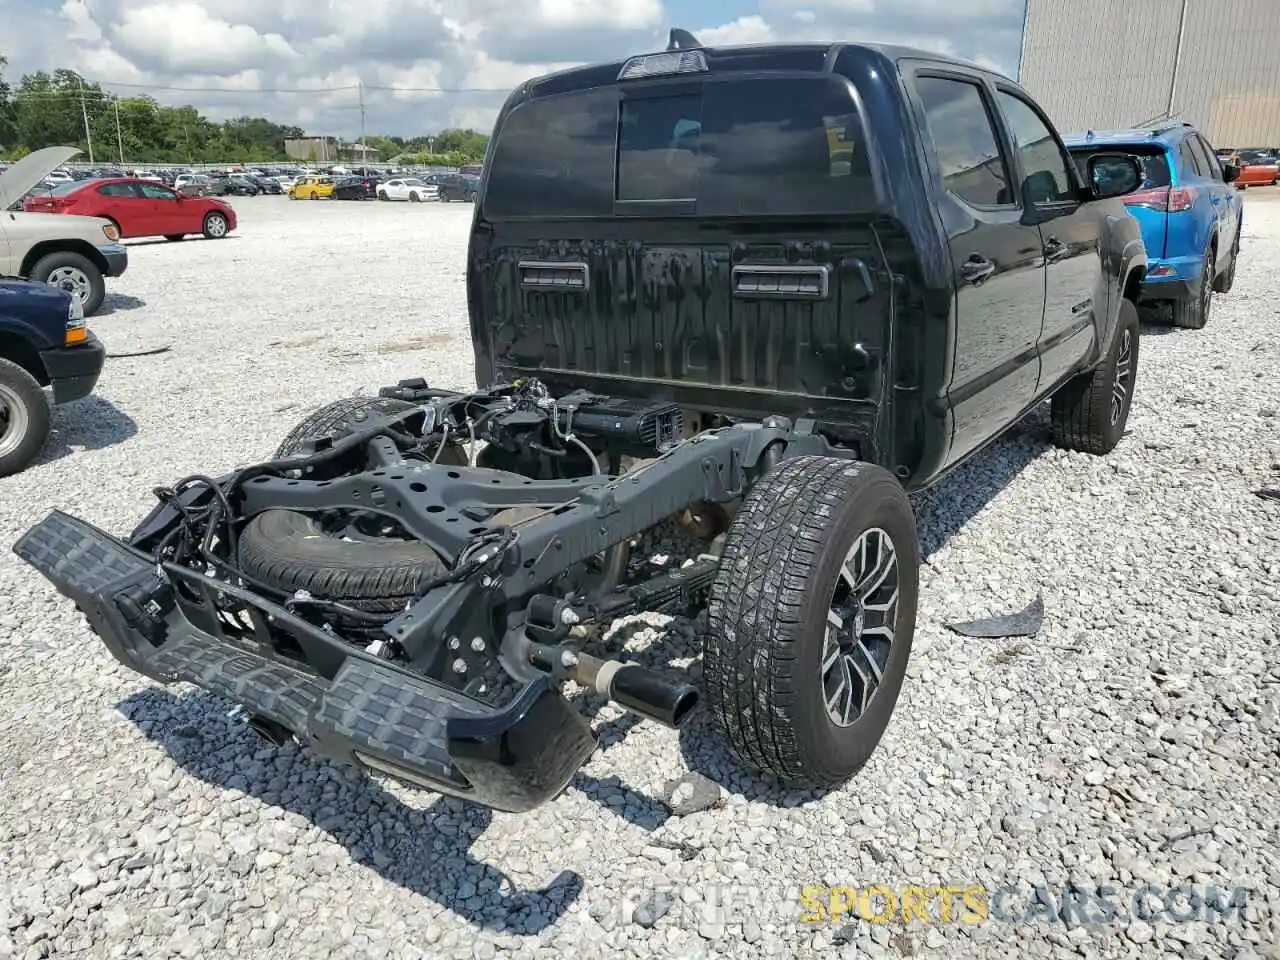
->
697, 16, 776, 47
1, 0, 1027, 138
108, 3, 300, 74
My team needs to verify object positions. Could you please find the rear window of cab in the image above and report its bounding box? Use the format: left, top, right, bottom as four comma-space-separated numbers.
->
483, 76, 873, 218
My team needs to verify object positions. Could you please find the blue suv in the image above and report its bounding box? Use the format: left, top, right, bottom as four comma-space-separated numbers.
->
1064, 124, 1243, 329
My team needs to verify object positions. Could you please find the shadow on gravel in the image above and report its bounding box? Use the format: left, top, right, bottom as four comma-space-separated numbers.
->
126, 235, 241, 247
117, 688, 583, 934
36, 396, 138, 466
1137, 302, 1183, 336
96, 293, 147, 315
911, 408, 1051, 560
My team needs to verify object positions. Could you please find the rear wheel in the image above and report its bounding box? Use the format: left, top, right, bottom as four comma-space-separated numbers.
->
0, 358, 51, 478
1172, 244, 1215, 329
377, 191, 388, 201
1050, 297, 1140, 455
704, 457, 919, 785
1213, 223, 1241, 294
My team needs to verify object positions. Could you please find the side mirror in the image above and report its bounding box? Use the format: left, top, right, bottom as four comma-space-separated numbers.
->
1087, 152, 1143, 200
1222, 162, 1241, 183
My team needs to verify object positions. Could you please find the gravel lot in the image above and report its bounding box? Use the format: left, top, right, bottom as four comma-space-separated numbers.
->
1, 193, 1278, 960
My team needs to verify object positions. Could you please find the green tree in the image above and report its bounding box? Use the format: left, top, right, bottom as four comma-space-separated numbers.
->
0, 56, 16, 150
0, 60, 492, 164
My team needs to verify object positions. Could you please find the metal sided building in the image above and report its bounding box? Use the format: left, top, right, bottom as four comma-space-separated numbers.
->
1017, 0, 1280, 149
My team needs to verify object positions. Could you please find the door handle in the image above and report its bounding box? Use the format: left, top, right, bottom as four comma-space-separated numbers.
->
958, 255, 995, 285
1042, 237, 1068, 261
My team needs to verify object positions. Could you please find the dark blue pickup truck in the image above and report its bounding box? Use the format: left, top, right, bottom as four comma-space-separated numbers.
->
0, 278, 106, 476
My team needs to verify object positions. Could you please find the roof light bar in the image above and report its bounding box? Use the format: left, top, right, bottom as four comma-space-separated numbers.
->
617, 50, 708, 81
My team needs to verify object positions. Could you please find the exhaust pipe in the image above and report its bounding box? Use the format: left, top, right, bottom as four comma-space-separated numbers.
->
570, 652, 699, 728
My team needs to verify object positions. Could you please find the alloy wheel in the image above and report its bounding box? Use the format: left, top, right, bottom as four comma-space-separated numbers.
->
822, 527, 901, 727
1110, 328, 1133, 426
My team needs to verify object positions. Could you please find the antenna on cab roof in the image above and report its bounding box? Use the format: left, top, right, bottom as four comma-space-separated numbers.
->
667, 28, 703, 51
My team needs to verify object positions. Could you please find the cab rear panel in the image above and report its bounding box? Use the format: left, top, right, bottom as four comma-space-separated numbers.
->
468, 44, 946, 484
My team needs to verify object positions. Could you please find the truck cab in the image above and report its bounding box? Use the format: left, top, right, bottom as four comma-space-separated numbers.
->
468, 37, 1148, 492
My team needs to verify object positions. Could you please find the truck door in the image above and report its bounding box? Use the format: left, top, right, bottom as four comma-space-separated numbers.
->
910, 72, 1045, 467
992, 87, 1102, 393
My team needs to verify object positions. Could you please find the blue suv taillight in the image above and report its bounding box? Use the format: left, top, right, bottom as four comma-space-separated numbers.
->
1124, 186, 1194, 212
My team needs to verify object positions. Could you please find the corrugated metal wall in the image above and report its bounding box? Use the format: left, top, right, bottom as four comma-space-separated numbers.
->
1017, 0, 1280, 148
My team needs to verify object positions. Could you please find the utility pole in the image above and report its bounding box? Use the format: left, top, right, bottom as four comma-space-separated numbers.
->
113, 97, 124, 166
77, 76, 95, 164
358, 81, 367, 164
1166, 0, 1190, 120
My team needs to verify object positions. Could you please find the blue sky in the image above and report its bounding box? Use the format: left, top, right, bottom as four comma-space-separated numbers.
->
1, 1, 1028, 137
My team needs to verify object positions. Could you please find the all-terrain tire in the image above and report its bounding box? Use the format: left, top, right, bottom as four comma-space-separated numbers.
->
1172, 243, 1215, 329
28, 251, 106, 317
1050, 298, 1140, 455
1213, 221, 1241, 294
703, 456, 920, 786
238, 509, 446, 613
274, 395, 465, 463
0, 358, 51, 477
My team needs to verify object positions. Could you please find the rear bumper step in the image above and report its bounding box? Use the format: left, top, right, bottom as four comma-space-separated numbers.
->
13, 510, 597, 813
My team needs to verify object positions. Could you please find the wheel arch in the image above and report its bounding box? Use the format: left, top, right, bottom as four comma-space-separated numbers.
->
0, 331, 49, 385
1122, 263, 1145, 306
20, 240, 109, 279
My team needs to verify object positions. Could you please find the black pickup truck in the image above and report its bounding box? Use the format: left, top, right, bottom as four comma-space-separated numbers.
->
0, 278, 105, 476
15, 35, 1146, 814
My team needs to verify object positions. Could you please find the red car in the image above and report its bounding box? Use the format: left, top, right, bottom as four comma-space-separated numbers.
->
24, 177, 236, 241
1233, 149, 1279, 187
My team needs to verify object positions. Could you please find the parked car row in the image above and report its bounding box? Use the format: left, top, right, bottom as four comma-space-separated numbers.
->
285, 170, 484, 203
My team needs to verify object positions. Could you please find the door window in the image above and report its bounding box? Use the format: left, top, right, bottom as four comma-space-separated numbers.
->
139, 184, 178, 200
1178, 139, 1202, 178
1190, 135, 1221, 179
915, 76, 1014, 207
97, 183, 140, 198
995, 90, 1077, 205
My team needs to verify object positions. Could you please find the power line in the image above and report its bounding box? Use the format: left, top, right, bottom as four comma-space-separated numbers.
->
10, 77, 514, 96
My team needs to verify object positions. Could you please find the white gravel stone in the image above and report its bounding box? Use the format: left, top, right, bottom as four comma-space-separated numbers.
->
1, 194, 1279, 958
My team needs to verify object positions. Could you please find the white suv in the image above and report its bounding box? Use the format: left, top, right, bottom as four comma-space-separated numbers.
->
0, 147, 129, 316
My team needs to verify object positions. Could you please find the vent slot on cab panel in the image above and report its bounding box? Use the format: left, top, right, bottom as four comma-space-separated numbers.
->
518, 261, 589, 292
731, 264, 831, 300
